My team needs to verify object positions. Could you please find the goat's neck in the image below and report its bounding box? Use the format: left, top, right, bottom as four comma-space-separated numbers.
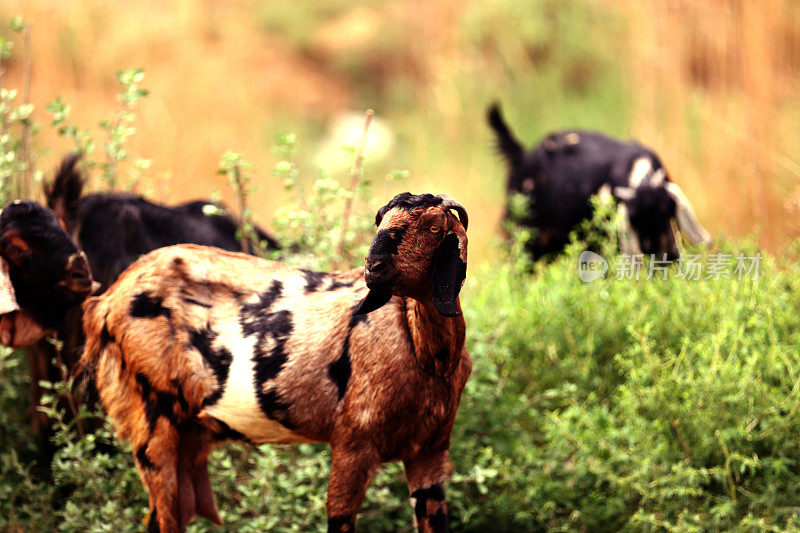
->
403, 297, 466, 378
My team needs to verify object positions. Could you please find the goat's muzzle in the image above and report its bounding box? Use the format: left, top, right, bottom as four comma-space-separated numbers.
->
364, 255, 396, 288
60, 251, 100, 296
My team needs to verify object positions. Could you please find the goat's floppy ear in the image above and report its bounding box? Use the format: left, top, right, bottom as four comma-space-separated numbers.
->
354, 289, 392, 316
431, 233, 467, 317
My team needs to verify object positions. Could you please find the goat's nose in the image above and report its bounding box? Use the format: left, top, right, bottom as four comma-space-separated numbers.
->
367, 259, 387, 274
67, 251, 87, 270
69, 269, 90, 284
364, 257, 390, 286
63, 252, 97, 294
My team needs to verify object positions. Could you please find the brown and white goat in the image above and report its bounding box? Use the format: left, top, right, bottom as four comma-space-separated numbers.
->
81, 192, 471, 532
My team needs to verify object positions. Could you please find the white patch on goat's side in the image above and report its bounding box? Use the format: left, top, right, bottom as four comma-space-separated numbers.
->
284, 273, 310, 296
628, 156, 652, 188
201, 302, 310, 444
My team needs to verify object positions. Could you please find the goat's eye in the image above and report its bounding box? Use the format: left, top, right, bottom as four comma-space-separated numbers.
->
429, 226, 440, 233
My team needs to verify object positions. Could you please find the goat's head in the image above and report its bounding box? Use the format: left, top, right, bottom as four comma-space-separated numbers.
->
356, 192, 468, 317
614, 168, 712, 261
0, 200, 98, 334
614, 175, 679, 260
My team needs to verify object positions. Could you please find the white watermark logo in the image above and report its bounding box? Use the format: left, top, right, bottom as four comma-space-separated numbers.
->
578, 251, 609, 283
577, 252, 762, 281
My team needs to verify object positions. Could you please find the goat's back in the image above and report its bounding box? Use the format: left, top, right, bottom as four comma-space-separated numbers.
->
530, 131, 661, 192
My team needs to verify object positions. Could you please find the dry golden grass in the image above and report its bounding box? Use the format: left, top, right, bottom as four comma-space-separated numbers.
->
0, 0, 350, 225
622, 0, 800, 251
0, 0, 797, 261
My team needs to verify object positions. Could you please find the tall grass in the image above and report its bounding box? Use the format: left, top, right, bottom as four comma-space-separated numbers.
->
0, 0, 796, 261
621, 0, 800, 253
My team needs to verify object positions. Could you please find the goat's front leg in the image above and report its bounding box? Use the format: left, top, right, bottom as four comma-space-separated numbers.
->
403, 451, 452, 533
326, 442, 381, 533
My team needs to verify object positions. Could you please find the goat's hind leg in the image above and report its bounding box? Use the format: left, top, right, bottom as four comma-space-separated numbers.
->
403, 451, 452, 533
176, 424, 222, 529
133, 421, 180, 533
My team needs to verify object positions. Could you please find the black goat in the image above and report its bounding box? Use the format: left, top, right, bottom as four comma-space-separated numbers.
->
0, 199, 96, 338
44, 153, 279, 290
0, 200, 98, 456
10, 154, 280, 462
487, 103, 712, 260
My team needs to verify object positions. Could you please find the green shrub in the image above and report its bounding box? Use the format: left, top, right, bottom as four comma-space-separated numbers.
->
5, 190, 800, 531
452, 236, 800, 531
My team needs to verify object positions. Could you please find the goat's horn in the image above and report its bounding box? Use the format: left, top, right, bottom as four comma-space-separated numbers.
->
663, 182, 713, 245
436, 194, 468, 230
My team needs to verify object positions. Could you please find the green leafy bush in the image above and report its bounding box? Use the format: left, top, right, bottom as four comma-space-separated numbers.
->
4, 188, 800, 531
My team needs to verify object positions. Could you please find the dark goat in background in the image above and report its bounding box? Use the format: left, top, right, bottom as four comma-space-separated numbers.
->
0, 200, 98, 456
0, 200, 96, 336
44, 153, 279, 290
487, 103, 712, 260
12, 154, 280, 461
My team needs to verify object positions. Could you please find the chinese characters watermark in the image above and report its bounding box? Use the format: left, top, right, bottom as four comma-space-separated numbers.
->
578, 252, 761, 283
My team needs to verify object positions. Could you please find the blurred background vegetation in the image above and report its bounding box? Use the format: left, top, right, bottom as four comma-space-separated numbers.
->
1, 1, 800, 531
0, 0, 798, 261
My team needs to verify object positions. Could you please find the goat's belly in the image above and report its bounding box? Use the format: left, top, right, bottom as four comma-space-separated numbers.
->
203, 400, 310, 444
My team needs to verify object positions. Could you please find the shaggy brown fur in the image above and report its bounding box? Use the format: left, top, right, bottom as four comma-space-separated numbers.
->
81, 193, 471, 532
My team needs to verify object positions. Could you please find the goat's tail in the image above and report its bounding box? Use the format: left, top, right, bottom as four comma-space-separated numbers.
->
43, 152, 84, 228
486, 102, 523, 165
